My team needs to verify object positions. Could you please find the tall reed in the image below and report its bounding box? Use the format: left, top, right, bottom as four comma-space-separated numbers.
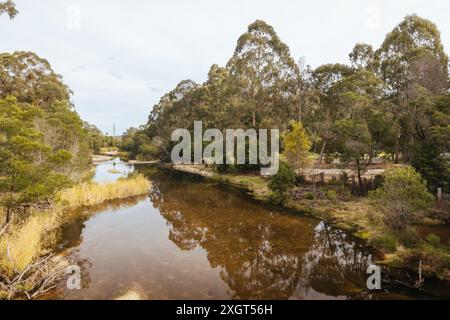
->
58, 174, 151, 208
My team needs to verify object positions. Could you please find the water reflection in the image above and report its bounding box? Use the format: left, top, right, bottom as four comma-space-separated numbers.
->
50, 164, 449, 300
148, 172, 375, 299
93, 157, 134, 183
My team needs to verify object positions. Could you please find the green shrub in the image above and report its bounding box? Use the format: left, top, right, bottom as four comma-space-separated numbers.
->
369, 166, 434, 231
426, 234, 442, 248
326, 190, 337, 200
369, 233, 397, 253
268, 161, 296, 205
304, 192, 314, 200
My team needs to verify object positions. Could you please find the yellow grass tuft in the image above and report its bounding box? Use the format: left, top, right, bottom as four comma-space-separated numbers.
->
58, 174, 151, 208
0, 210, 59, 277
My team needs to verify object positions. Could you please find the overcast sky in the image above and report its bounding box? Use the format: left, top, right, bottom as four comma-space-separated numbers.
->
1, 0, 449, 134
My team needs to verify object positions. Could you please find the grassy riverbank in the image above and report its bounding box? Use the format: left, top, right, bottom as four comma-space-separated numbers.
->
0, 175, 151, 300
163, 163, 450, 283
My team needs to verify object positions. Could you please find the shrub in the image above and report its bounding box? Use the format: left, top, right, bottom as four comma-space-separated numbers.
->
326, 190, 337, 200
268, 161, 296, 205
304, 192, 315, 200
336, 186, 352, 201
369, 233, 398, 253
369, 166, 434, 231
426, 234, 441, 248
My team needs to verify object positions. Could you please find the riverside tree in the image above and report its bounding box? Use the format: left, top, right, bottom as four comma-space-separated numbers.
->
0, 51, 92, 178
0, 97, 72, 226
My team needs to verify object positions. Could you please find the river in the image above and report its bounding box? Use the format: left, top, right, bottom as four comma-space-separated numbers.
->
47, 159, 450, 300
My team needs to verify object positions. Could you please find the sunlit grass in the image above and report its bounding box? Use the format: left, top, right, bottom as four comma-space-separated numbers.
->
0, 209, 59, 278
0, 174, 151, 291
58, 174, 151, 208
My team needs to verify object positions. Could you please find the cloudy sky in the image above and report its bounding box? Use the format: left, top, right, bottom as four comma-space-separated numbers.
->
1, 0, 449, 134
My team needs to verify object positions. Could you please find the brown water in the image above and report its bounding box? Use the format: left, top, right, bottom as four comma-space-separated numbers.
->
49, 163, 450, 300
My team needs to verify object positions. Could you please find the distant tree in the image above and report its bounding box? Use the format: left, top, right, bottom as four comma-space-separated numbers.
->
349, 43, 376, 71
370, 166, 434, 231
283, 121, 312, 174
333, 120, 373, 195
227, 20, 299, 129
411, 141, 450, 193
0, 0, 17, 19
0, 97, 72, 226
376, 15, 449, 162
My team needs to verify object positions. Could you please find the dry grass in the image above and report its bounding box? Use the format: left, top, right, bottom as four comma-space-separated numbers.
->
58, 174, 151, 208
0, 209, 59, 278
0, 174, 151, 299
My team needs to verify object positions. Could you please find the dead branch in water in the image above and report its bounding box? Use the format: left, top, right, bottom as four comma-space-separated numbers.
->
0, 254, 66, 300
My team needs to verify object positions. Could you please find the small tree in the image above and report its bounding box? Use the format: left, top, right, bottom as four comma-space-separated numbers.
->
268, 161, 296, 205
0, 97, 71, 226
369, 166, 434, 231
334, 119, 373, 195
283, 121, 312, 174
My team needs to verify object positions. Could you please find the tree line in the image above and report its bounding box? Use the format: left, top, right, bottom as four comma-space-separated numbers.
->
122, 16, 450, 193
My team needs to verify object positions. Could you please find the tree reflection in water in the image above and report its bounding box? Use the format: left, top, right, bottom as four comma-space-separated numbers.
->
148, 171, 376, 300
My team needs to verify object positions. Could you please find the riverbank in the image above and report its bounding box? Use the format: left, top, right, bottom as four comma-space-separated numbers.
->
0, 175, 151, 300
160, 163, 450, 283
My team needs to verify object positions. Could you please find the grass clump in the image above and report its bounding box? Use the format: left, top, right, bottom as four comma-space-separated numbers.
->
58, 174, 151, 208
0, 211, 58, 278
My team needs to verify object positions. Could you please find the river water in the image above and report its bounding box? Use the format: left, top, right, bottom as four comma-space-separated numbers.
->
49, 160, 450, 300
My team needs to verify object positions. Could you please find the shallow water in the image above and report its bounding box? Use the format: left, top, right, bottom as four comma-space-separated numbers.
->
93, 158, 134, 183
49, 161, 450, 300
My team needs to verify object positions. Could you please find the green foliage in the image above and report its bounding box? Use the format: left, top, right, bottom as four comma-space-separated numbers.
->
84, 122, 115, 154
369, 166, 434, 231
0, 52, 92, 178
411, 141, 450, 193
326, 190, 337, 201
426, 234, 442, 248
0, 97, 72, 224
369, 233, 398, 253
268, 161, 296, 205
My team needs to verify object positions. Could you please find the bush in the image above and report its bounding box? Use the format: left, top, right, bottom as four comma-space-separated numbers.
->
326, 190, 337, 200
336, 186, 352, 201
304, 192, 315, 200
369, 233, 398, 253
426, 234, 442, 248
369, 166, 434, 231
268, 161, 296, 205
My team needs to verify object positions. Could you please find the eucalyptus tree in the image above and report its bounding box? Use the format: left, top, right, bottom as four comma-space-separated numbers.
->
0, 0, 17, 19
375, 15, 449, 162
227, 20, 300, 130
349, 44, 376, 71
0, 52, 91, 177
0, 97, 72, 225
